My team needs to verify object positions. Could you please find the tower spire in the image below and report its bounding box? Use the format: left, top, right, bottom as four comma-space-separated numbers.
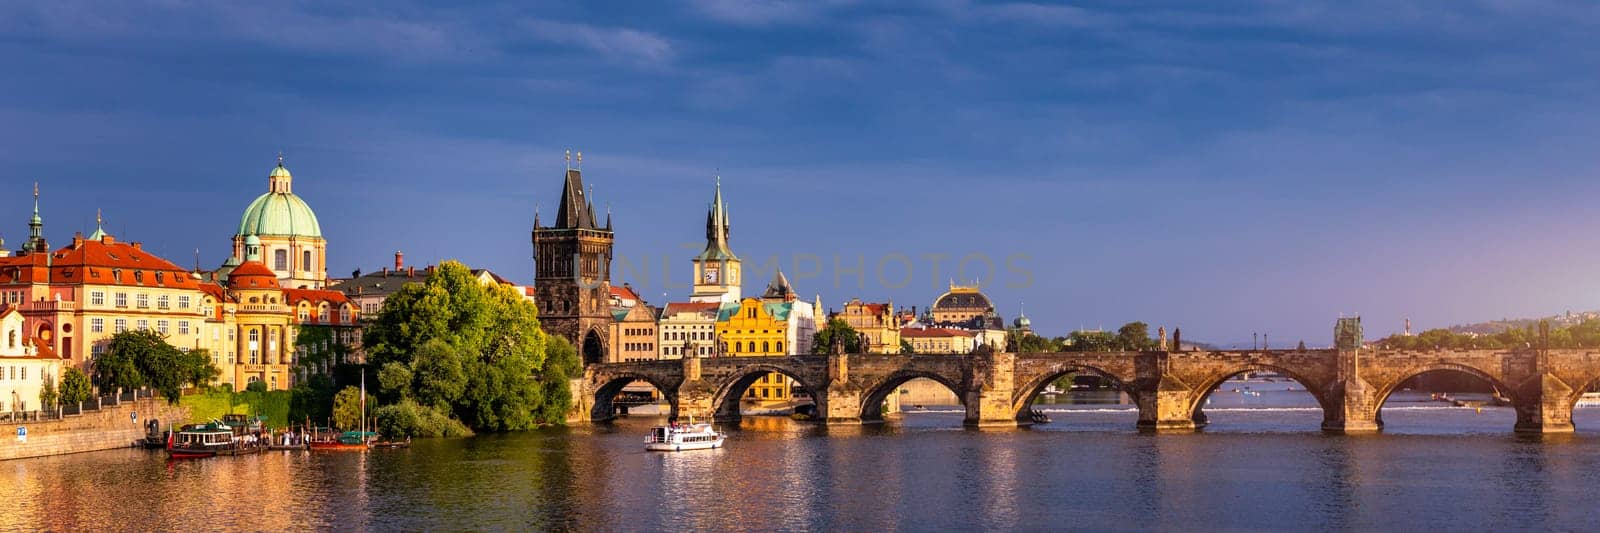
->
89, 208, 107, 240
26, 182, 46, 252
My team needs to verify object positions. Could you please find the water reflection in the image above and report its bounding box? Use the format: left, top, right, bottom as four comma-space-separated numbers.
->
10, 409, 1600, 531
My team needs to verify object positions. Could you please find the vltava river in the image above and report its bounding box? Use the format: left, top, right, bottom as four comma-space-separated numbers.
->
7, 385, 1600, 531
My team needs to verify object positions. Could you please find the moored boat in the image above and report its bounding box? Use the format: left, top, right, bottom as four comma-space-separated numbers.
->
167, 421, 264, 459
310, 431, 377, 451
646, 422, 724, 452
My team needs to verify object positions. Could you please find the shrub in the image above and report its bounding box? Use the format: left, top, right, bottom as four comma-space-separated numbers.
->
374, 399, 473, 438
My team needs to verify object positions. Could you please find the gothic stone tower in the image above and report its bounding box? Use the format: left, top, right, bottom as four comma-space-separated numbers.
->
532, 168, 615, 365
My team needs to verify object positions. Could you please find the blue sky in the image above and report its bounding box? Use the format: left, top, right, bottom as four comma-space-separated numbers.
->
3, 1, 1599, 347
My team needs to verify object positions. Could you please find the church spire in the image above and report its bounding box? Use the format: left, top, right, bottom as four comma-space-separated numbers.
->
553, 165, 595, 230
26, 182, 46, 253
88, 209, 107, 241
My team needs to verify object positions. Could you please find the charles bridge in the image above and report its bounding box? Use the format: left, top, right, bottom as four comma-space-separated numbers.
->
575, 321, 1600, 434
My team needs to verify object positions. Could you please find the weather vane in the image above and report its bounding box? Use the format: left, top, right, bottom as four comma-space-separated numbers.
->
565, 149, 571, 170
576, 151, 583, 169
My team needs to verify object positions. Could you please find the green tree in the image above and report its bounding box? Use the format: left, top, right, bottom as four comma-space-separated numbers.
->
332, 386, 377, 430
38, 374, 58, 409
1009, 331, 1062, 352
93, 330, 218, 404
59, 367, 92, 405
1116, 322, 1153, 351
900, 338, 915, 354
533, 334, 581, 425
409, 339, 463, 410
1065, 330, 1117, 351
811, 318, 863, 354
362, 260, 565, 431
377, 362, 415, 404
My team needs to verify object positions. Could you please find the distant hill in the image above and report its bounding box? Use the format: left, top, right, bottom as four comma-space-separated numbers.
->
1445, 310, 1600, 336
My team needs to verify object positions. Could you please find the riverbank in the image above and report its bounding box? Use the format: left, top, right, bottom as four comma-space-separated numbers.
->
0, 397, 187, 461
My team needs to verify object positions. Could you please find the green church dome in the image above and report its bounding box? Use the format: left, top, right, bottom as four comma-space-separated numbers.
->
237, 162, 323, 238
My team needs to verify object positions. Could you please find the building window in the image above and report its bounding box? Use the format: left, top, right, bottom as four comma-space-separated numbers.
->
115, 293, 128, 308
249, 330, 259, 364
178, 295, 191, 309
298, 309, 309, 321
135, 293, 149, 309
776, 341, 783, 353
157, 320, 170, 334
274, 249, 289, 271
92, 344, 105, 356
90, 291, 105, 306
90, 318, 105, 333
157, 295, 170, 309
762, 341, 770, 353
340, 308, 350, 322
136, 319, 149, 331
317, 307, 328, 321
178, 321, 190, 335
114, 319, 127, 333
303, 250, 313, 271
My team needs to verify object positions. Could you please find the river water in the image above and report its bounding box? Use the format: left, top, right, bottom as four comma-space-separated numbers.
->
7, 381, 1600, 531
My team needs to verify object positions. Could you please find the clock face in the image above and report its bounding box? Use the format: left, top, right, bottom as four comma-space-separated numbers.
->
704, 268, 719, 283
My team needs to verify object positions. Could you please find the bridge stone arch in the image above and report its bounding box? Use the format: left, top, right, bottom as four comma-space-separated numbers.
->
1010, 360, 1137, 421
584, 361, 684, 422
709, 360, 828, 423
1372, 361, 1518, 408
1182, 362, 1336, 428
859, 368, 966, 422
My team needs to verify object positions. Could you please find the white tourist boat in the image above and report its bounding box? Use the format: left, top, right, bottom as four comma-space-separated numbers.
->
646, 422, 725, 452
1577, 392, 1600, 407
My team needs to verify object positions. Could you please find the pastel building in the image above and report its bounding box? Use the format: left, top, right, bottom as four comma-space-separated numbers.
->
0, 305, 63, 413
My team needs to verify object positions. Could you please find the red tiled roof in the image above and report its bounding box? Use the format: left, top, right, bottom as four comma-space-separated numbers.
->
900, 327, 975, 338
610, 285, 642, 301
227, 261, 280, 289
1, 237, 202, 289
283, 288, 350, 306
662, 301, 720, 315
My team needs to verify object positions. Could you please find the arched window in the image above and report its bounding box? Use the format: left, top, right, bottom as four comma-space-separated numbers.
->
762, 341, 770, 353
775, 341, 783, 353
748, 308, 756, 319
7, 329, 14, 348
302, 250, 313, 271
274, 249, 288, 271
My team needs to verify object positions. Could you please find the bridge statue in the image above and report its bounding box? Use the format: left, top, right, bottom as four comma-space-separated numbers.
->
575, 318, 1600, 434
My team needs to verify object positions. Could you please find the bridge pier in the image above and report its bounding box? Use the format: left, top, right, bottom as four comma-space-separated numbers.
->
1514, 373, 1576, 434
1135, 388, 1199, 432
965, 351, 1019, 428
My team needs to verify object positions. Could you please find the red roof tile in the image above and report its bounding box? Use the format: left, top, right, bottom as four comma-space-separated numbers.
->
900, 327, 975, 338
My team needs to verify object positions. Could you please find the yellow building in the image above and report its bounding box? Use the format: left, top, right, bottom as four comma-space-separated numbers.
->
836, 298, 900, 353
2, 226, 212, 367
901, 327, 977, 355
717, 297, 794, 401
608, 285, 659, 363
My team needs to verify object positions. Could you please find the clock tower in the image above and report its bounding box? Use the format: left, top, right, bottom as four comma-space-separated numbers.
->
689, 178, 741, 303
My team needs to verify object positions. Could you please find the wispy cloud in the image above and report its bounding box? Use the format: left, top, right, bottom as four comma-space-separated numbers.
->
521, 19, 675, 65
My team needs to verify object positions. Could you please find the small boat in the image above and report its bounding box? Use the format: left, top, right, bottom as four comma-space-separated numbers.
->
168, 421, 263, 459
1577, 392, 1600, 407
310, 431, 377, 451
370, 437, 411, 449
1040, 385, 1063, 397
646, 422, 724, 452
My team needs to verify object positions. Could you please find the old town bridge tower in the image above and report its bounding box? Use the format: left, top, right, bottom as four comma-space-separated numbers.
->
532, 165, 614, 365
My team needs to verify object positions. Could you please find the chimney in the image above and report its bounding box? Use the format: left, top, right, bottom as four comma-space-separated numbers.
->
381, 267, 388, 277
72, 234, 83, 248
408, 266, 415, 277
131, 242, 142, 251
394, 251, 404, 270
